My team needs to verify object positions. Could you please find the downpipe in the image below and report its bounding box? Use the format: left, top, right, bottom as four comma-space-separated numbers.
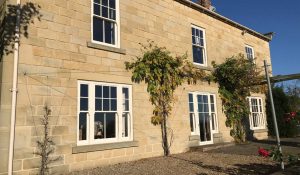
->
8, 0, 21, 174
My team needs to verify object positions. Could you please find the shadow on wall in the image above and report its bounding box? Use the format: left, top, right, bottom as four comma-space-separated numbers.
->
0, 2, 41, 59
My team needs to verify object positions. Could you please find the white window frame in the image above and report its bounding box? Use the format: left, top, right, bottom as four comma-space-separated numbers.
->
245, 45, 255, 61
189, 92, 219, 136
77, 80, 133, 146
191, 25, 208, 67
248, 97, 266, 130
91, 0, 121, 48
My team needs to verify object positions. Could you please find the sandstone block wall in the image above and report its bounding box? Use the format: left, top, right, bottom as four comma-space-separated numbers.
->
0, 0, 271, 174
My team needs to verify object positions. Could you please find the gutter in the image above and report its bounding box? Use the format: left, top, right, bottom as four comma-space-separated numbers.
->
175, 0, 273, 42
8, 0, 21, 174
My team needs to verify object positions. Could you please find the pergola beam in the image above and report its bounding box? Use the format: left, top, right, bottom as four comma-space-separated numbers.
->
270, 73, 300, 83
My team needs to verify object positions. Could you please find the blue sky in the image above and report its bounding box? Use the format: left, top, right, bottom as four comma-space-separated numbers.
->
211, 0, 300, 76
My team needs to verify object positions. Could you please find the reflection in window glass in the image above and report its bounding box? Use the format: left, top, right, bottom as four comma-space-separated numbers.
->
122, 113, 129, 137
79, 113, 87, 141
94, 112, 116, 139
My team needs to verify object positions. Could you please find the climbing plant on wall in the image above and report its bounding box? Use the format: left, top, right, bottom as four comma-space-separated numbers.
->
125, 41, 207, 156
211, 54, 265, 143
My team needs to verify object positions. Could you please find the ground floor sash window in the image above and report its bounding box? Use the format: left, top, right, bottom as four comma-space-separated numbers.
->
78, 81, 132, 145
248, 97, 266, 130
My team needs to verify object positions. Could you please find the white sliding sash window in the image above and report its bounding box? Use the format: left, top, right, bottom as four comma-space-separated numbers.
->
92, 0, 120, 47
192, 25, 207, 66
77, 81, 132, 145
248, 97, 265, 130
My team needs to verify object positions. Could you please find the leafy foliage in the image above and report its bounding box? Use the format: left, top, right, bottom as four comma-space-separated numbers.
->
1, 2, 41, 58
212, 54, 265, 143
266, 85, 300, 137
125, 41, 206, 155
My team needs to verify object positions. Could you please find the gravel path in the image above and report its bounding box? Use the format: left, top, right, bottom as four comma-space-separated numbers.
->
70, 152, 278, 175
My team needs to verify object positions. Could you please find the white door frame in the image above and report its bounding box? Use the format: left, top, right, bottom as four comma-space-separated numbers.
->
192, 92, 214, 145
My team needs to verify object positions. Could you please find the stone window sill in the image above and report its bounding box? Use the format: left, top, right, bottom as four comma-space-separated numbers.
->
72, 141, 138, 154
193, 64, 214, 71
87, 42, 126, 55
253, 128, 268, 133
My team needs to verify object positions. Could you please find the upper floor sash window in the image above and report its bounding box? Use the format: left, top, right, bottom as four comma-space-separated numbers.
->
92, 0, 119, 47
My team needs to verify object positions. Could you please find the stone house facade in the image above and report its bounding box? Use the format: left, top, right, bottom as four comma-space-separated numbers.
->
0, 0, 273, 174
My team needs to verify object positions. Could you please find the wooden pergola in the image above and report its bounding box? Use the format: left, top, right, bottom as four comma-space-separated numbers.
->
270, 73, 300, 83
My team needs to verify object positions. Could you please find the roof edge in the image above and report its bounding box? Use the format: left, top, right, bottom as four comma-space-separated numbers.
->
175, 0, 273, 42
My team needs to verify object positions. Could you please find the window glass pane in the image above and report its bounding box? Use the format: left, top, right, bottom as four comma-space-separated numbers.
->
122, 113, 129, 137
189, 103, 194, 112
94, 4, 101, 15
93, 17, 103, 42
80, 98, 88, 111
210, 95, 215, 112
94, 113, 105, 139
109, 9, 116, 20
211, 113, 216, 130
111, 99, 117, 111
211, 104, 215, 112
104, 21, 115, 44
102, 6, 108, 18
103, 99, 109, 111
204, 103, 209, 112
188, 94, 193, 102
95, 85, 102, 98
189, 93, 194, 112
95, 99, 102, 111
109, 0, 116, 9
190, 113, 194, 132
199, 30, 203, 38
200, 39, 204, 46
94, 112, 116, 139
192, 28, 195, 36
94, 0, 100, 4
198, 104, 203, 112
103, 86, 109, 98
195, 28, 200, 37
192, 36, 196, 44
80, 84, 88, 97
198, 95, 203, 103
111, 87, 117, 98
102, 0, 108, 6
259, 99, 262, 112
203, 95, 208, 103
193, 46, 204, 64
79, 113, 87, 141
106, 113, 116, 138
124, 100, 129, 111
123, 88, 129, 99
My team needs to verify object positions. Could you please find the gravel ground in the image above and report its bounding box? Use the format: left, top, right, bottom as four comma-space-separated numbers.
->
70, 152, 278, 175
70, 137, 300, 175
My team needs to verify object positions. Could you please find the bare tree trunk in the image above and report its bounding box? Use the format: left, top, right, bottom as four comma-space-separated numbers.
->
161, 102, 170, 156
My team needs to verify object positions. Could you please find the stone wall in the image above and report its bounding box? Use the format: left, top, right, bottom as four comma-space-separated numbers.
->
0, 0, 12, 174
0, 0, 271, 174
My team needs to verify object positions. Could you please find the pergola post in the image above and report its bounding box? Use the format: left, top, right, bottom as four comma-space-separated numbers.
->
264, 60, 284, 170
